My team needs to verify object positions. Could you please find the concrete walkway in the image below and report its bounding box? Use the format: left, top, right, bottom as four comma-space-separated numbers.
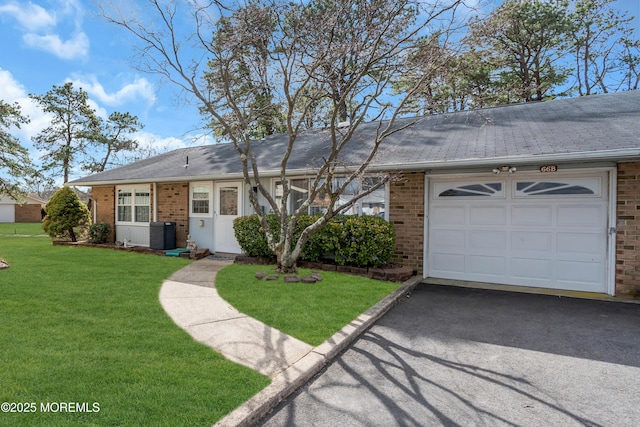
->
159, 258, 420, 427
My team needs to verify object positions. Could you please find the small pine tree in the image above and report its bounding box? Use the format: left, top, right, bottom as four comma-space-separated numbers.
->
42, 187, 91, 242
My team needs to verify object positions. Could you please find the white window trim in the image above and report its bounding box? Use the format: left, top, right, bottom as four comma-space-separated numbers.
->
512, 177, 602, 198
115, 185, 151, 225
190, 182, 213, 218
272, 176, 389, 217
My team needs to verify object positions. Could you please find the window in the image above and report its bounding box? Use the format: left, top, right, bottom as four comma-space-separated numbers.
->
191, 184, 211, 215
135, 190, 150, 222
515, 181, 596, 196
276, 176, 387, 218
117, 187, 150, 223
360, 177, 386, 218
437, 182, 503, 197
219, 187, 238, 215
117, 190, 132, 222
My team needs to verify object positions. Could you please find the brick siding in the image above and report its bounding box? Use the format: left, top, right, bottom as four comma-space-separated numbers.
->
92, 186, 116, 242
156, 182, 189, 247
14, 204, 43, 222
389, 172, 425, 274
616, 162, 640, 297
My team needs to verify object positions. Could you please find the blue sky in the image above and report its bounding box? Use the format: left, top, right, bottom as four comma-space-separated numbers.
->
0, 0, 213, 184
0, 0, 639, 184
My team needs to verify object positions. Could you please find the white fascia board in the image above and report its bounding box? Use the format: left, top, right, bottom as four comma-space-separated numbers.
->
369, 148, 640, 172
65, 148, 640, 187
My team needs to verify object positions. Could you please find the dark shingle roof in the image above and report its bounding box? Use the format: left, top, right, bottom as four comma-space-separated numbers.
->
69, 90, 640, 186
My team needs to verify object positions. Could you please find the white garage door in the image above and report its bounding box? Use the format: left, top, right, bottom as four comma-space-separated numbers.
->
428, 172, 609, 293
0, 205, 15, 223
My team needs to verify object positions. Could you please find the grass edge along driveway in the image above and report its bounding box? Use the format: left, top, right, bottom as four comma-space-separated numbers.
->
0, 236, 269, 426
216, 264, 400, 347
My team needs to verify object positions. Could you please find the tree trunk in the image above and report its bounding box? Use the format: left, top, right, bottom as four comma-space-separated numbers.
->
68, 227, 77, 242
275, 245, 298, 273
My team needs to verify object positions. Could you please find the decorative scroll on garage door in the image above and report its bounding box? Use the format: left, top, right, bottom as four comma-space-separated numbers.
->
427, 172, 609, 293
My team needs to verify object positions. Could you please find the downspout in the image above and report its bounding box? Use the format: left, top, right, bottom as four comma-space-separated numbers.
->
153, 182, 158, 222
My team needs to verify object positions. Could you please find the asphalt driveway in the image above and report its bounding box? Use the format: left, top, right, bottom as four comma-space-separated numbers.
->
259, 283, 640, 427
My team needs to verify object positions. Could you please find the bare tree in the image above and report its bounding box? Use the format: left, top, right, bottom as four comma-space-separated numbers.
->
570, 0, 640, 95
98, 0, 463, 272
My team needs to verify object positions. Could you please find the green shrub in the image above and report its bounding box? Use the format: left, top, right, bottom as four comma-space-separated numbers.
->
335, 216, 395, 268
233, 215, 279, 257
295, 215, 341, 262
88, 223, 111, 244
234, 214, 395, 267
42, 187, 91, 242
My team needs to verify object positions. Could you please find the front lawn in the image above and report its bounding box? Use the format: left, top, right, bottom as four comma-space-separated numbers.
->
0, 236, 269, 426
216, 264, 400, 346
0, 222, 45, 235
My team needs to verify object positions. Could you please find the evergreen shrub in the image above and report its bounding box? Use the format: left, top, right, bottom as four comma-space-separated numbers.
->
233, 214, 395, 267
42, 187, 91, 242
88, 223, 111, 244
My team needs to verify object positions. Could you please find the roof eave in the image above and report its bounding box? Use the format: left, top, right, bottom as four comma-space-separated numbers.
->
66, 148, 640, 187
370, 148, 640, 172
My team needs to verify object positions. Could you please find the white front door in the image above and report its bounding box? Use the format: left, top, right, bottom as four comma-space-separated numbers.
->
214, 181, 243, 253
427, 172, 610, 293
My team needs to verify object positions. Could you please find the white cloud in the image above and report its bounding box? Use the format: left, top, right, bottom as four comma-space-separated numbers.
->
0, 68, 49, 145
68, 74, 157, 107
0, 1, 56, 31
0, 68, 27, 100
23, 31, 89, 60
0, 0, 89, 60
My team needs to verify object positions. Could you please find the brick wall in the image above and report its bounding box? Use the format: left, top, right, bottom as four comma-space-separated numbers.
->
616, 162, 640, 297
14, 204, 42, 222
92, 186, 116, 242
156, 182, 189, 247
389, 172, 425, 274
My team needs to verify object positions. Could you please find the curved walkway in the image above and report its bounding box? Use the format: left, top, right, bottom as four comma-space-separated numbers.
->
159, 258, 420, 427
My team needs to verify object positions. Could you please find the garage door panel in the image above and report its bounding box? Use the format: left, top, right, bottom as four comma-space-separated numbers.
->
431, 206, 465, 225
0, 205, 15, 223
511, 258, 553, 281
431, 253, 465, 274
557, 260, 603, 285
469, 230, 507, 253
557, 232, 605, 255
469, 255, 506, 277
469, 206, 506, 225
428, 173, 609, 293
511, 206, 553, 226
432, 229, 465, 250
511, 231, 553, 253
557, 205, 605, 227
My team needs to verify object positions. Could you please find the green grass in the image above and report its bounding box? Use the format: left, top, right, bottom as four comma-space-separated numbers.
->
216, 264, 400, 346
0, 237, 270, 426
0, 222, 45, 235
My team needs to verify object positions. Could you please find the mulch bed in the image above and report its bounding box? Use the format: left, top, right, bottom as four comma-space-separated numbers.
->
235, 255, 416, 282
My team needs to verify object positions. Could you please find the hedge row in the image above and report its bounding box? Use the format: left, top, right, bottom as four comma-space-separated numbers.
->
233, 214, 395, 268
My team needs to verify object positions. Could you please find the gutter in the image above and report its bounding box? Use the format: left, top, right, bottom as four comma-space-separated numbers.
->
370, 148, 640, 172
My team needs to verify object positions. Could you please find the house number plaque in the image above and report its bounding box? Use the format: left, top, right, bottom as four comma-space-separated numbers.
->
539, 165, 558, 172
